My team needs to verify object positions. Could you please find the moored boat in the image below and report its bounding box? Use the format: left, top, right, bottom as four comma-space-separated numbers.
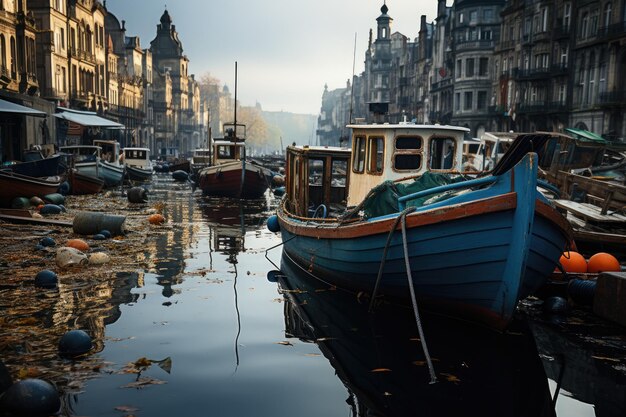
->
198, 124, 273, 199
0, 170, 61, 206
123, 147, 153, 182
67, 169, 105, 195
60, 143, 124, 187
270, 123, 572, 330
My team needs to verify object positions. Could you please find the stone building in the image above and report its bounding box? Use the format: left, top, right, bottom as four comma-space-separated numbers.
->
149, 9, 203, 157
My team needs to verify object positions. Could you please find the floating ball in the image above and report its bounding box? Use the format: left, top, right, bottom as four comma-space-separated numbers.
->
34, 270, 58, 289
0, 379, 60, 416
34, 244, 46, 251
273, 186, 286, 197
266, 270, 282, 283
39, 204, 62, 215
58, 330, 93, 358
99, 230, 112, 239
172, 170, 188, 181
148, 213, 165, 225
267, 215, 280, 233
66, 239, 89, 252
58, 181, 70, 195
92, 234, 106, 241
40, 237, 56, 247
89, 252, 111, 265
29, 196, 44, 206
559, 251, 587, 273
587, 252, 621, 273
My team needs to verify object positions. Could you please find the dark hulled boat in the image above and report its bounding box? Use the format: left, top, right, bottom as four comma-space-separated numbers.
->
0, 170, 61, 206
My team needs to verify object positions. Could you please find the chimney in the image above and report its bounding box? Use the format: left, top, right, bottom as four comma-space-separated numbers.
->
437, 0, 446, 18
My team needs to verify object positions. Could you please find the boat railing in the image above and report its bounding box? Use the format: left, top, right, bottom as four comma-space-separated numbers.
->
397, 176, 498, 211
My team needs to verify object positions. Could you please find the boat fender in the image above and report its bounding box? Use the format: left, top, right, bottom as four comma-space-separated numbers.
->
266, 270, 282, 283
40, 204, 63, 215
43, 193, 65, 205
267, 215, 280, 233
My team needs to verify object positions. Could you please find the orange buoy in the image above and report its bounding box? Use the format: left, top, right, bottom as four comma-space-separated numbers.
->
148, 213, 165, 225
66, 239, 90, 252
559, 251, 587, 273
587, 252, 621, 273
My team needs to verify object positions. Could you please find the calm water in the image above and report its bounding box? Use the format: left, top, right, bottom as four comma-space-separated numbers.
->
1, 173, 624, 417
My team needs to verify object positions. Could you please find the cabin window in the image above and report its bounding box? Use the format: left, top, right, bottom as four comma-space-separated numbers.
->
331, 158, 348, 206
393, 135, 423, 171
429, 137, 456, 170
308, 158, 325, 209
217, 145, 235, 159
367, 137, 384, 174
352, 135, 366, 173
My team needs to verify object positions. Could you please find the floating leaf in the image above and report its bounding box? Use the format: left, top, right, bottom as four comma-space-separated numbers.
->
121, 377, 167, 389
114, 406, 140, 412
371, 368, 392, 373
133, 357, 152, 368
275, 341, 294, 346
304, 353, 321, 357
441, 373, 461, 383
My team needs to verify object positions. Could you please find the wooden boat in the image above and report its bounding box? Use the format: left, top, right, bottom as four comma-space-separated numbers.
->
67, 169, 104, 195
93, 140, 124, 186
60, 143, 124, 187
197, 123, 273, 199
8, 151, 63, 177
0, 170, 61, 206
168, 159, 191, 173
271, 124, 572, 330
191, 148, 212, 173
123, 147, 153, 182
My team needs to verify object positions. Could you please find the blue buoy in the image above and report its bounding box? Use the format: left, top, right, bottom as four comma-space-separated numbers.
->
40, 237, 56, 247
172, 170, 189, 181
34, 244, 46, 251
567, 279, 597, 305
34, 270, 58, 289
92, 234, 106, 241
0, 379, 60, 416
273, 186, 286, 197
99, 230, 112, 239
39, 204, 62, 215
267, 215, 280, 233
58, 181, 70, 195
58, 330, 93, 358
266, 270, 282, 283
543, 296, 568, 314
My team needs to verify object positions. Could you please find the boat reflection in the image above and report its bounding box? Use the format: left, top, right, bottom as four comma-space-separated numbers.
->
276, 252, 556, 417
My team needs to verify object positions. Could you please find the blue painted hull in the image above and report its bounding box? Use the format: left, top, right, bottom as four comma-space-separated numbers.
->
277, 153, 571, 329
76, 160, 124, 187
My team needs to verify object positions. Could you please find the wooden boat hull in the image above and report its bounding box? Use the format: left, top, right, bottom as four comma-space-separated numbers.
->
126, 165, 153, 182
0, 171, 61, 206
198, 162, 271, 199
76, 160, 124, 187
168, 160, 191, 173
277, 154, 572, 329
9, 154, 62, 177
68, 170, 104, 195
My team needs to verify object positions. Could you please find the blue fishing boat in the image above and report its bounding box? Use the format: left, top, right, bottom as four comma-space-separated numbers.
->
60, 144, 123, 187
270, 123, 572, 330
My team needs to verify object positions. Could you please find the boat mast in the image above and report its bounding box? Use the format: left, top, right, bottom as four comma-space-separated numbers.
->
234, 61, 238, 141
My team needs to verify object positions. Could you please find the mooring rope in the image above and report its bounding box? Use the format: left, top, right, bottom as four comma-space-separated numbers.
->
401, 214, 438, 384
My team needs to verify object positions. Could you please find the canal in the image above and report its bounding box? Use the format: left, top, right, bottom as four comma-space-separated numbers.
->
1, 173, 624, 416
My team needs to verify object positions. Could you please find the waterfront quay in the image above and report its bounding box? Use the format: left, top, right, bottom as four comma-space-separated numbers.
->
0, 172, 624, 417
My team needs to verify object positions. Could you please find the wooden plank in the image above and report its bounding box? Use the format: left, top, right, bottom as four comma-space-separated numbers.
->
0, 214, 72, 227
553, 199, 626, 224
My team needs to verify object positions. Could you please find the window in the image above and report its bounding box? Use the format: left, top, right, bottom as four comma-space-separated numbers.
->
308, 158, 324, 187
541, 7, 549, 32
564, 3, 572, 29
466, 58, 475, 77
464, 91, 473, 110
455, 92, 460, 111
479, 57, 489, 76
481, 29, 492, 40
456, 59, 462, 78
558, 84, 567, 103
484, 9, 493, 20
470, 10, 477, 23
560, 46, 568, 66
393, 136, 422, 171
352, 135, 366, 173
217, 145, 235, 159
604, 3, 612, 28
459, 13, 464, 24
430, 137, 456, 170
477, 91, 487, 110
330, 158, 348, 205
367, 137, 384, 174
580, 13, 589, 38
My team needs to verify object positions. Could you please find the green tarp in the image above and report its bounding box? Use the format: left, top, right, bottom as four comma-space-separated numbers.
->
564, 128, 607, 144
361, 172, 466, 219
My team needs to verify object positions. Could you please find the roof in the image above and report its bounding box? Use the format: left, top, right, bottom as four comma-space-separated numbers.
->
564, 128, 607, 144
54, 108, 124, 128
0, 99, 46, 117
347, 123, 470, 133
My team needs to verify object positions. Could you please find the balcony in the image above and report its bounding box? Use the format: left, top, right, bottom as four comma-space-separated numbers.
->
455, 40, 495, 52
515, 67, 552, 80
597, 22, 626, 41
517, 101, 568, 114
431, 78, 452, 91
43, 88, 65, 99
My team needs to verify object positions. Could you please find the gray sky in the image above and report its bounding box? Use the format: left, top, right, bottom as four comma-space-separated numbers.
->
106, 0, 439, 115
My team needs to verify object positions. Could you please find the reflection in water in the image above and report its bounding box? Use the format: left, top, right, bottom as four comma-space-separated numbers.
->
277, 252, 556, 417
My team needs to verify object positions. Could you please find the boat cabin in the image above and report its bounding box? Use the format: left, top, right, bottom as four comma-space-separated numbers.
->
60, 145, 101, 163
94, 140, 121, 165
212, 123, 248, 165
124, 147, 151, 169
346, 123, 470, 206
284, 145, 351, 218
192, 149, 212, 165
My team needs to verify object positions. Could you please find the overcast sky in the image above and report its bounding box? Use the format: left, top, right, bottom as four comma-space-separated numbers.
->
105, 0, 440, 115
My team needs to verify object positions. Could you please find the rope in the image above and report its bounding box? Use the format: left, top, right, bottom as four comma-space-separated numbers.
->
401, 214, 437, 384
368, 207, 416, 312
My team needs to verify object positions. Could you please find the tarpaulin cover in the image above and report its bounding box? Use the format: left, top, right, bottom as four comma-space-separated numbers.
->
361, 172, 466, 219
0, 99, 46, 117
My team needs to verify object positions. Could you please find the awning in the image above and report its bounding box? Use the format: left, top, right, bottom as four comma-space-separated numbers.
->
0, 98, 47, 117
564, 128, 607, 144
54, 107, 124, 129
